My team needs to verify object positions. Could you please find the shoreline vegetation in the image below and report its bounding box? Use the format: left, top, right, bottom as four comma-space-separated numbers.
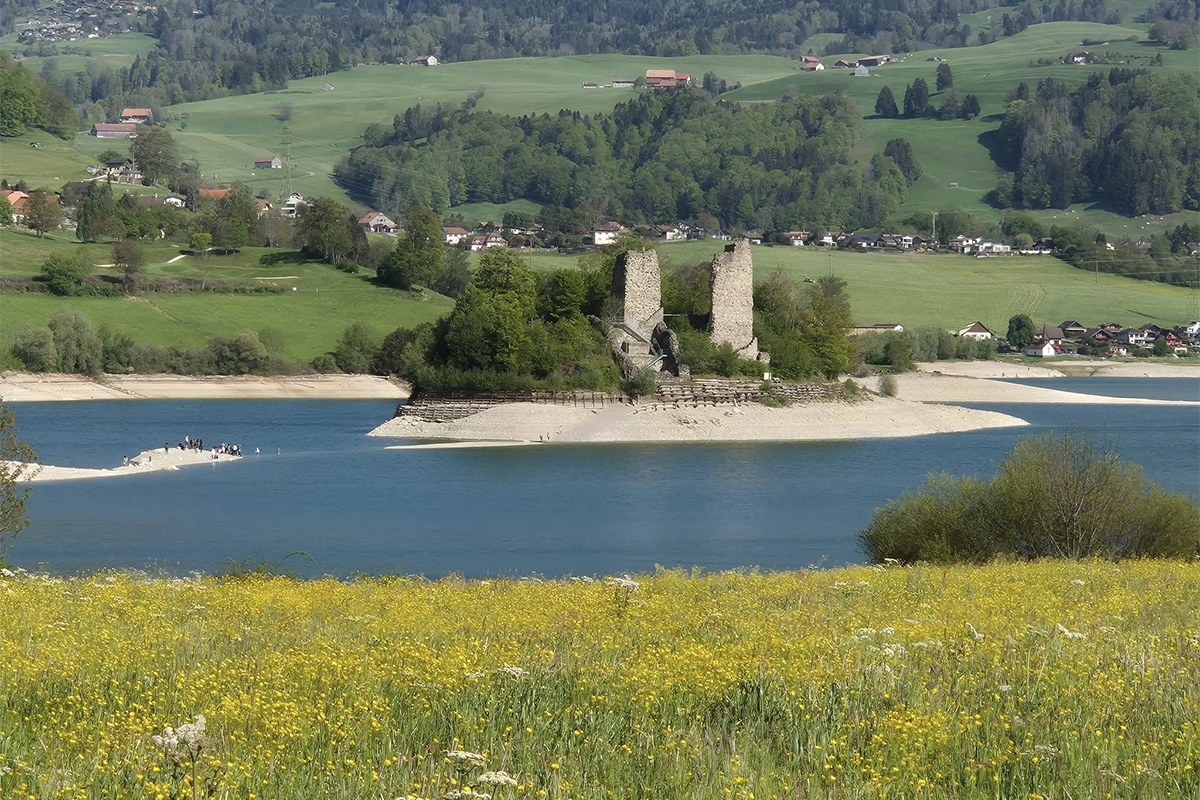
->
2, 562, 1198, 798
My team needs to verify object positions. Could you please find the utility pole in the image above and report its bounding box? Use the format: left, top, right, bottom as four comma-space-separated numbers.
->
930, 210, 938, 247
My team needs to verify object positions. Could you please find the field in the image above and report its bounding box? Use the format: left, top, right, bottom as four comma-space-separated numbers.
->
0, 230, 453, 361
1, 560, 1197, 798
725, 22, 1200, 234
2, 33, 158, 77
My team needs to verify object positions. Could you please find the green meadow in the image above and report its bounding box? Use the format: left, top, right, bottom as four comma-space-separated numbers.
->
0, 230, 452, 361
2, 33, 158, 77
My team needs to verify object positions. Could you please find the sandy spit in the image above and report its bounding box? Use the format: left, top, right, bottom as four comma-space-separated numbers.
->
368, 397, 1029, 444
0, 372, 411, 402
915, 361, 1200, 379
891, 374, 1200, 405
4, 447, 240, 483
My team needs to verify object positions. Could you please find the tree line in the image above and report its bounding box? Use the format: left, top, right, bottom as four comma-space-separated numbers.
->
337, 89, 913, 232
989, 71, 1200, 215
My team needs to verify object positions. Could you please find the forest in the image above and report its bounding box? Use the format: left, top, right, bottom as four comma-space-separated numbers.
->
336, 90, 912, 231
989, 71, 1200, 215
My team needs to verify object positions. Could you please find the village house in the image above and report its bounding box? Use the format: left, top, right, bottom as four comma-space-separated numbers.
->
1082, 328, 1110, 346
592, 221, 623, 246
856, 55, 890, 67
783, 231, 809, 246
358, 211, 398, 233
702, 229, 733, 241
199, 188, 231, 201
612, 78, 635, 88
105, 157, 141, 184
254, 156, 282, 170
848, 323, 905, 336
1100, 321, 1124, 333
833, 59, 858, 68
136, 194, 186, 208
1070, 51, 1090, 64
800, 56, 824, 72
1115, 328, 1148, 347
976, 241, 1011, 255
653, 224, 686, 241
1025, 341, 1058, 358
1036, 325, 1066, 345
1058, 321, 1087, 338
91, 122, 137, 138
280, 192, 307, 218
4, 190, 30, 223
254, 199, 273, 217
120, 107, 152, 123
816, 231, 841, 246
441, 226, 469, 245
744, 231, 764, 245
465, 232, 507, 251
957, 321, 995, 340
412, 55, 438, 66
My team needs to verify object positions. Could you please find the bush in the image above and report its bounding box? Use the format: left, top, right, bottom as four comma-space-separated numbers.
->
39, 253, 88, 296
621, 368, 658, 398
879, 374, 898, 397
332, 322, 380, 374
311, 353, 338, 373
48, 309, 102, 374
13, 326, 57, 372
859, 431, 1200, 563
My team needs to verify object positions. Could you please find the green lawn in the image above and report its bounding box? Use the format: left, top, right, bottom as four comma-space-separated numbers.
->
0, 230, 453, 361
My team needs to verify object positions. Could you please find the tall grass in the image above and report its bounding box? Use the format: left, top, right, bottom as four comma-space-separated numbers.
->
1, 561, 1198, 798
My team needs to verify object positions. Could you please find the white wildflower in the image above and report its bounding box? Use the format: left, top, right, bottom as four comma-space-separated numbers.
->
857, 580, 870, 587
1, 568, 15, 578
478, 771, 518, 787
607, 575, 639, 591
1055, 623, 1085, 640
965, 623, 984, 641
443, 791, 491, 800
151, 715, 206, 763
997, 684, 1013, 693
854, 627, 877, 639
883, 557, 901, 564
465, 672, 486, 680
495, 666, 528, 678
1070, 579, 1086, 586
881, 626, 895, 635
447, 749, 487, 768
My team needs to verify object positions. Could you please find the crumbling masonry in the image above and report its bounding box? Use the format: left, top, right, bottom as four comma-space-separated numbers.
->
708, 238, 762, 360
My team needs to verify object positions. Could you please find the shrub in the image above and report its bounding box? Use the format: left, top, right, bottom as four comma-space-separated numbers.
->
39, 253, 88, 296
621, 368, 658, 398
13, 326, 57, 372
859, 431, 1200, 563
757, 383, 792, 407
879, 374, 898, 397
311, 353, 338, 373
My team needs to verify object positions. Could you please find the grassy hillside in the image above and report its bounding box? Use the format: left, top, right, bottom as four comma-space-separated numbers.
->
0, 230, 452, 361
725, 22, 1200, 235
2, 562, 1198, 798
2, 33, 158, 77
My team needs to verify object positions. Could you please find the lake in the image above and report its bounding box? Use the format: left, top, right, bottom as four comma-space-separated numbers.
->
7, 380, 1199, 577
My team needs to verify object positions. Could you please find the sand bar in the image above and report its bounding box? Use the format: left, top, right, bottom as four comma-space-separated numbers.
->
0, 372, 411, 402
369, 397, 1029, 444
3, 447, 241, 483
891, 374, 1200, 405
915, 361, 1200, 379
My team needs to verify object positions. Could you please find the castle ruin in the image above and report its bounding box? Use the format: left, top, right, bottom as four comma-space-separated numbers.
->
708, 239, 761, 360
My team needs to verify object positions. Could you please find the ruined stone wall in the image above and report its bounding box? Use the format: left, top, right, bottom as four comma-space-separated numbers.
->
612, 249, 662, 339
709, 239, 758, 359
654, 380, 843, 407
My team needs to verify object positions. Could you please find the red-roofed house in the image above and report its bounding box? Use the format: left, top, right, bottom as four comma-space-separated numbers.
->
199, 188, 231, 201
834, 59, 858, 68
645, 69, 690, 89
254, 156, 282, 169
4, 190, 30, 223
592, 221, 623, 246
358, 211, 398, 233
800, 56, 824, 71
442, 226, 469, 245
857, 55, 891, 67
91, 123, 138, 138
412, 55, 438, 66
120, 107, 152, 123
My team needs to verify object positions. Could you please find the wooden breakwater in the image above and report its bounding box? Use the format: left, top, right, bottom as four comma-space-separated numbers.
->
393, 380, 845, 423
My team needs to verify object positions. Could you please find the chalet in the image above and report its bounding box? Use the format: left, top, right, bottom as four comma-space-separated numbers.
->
846, 232, 882, 248
1059, 321, 1087, 338
1025, 341, 1057, 358
834, 59, 858, 68
412, 55, 438, 66
976, 241, 1011, 254
358, 211, 398, 233
854, 65, 870, 77
254, 199, 273, 217
280, 192, 307, 218
254, 156, 282, 170
199, 188, 231, 201
1100, 322, 1123, 333
91, 122, 137, 138
705, 229, 732, 241
1115, 328, 1148, 347
592, 221, 623, 246
137, 194, 186, 208
950, 234, 979, 253
800, 56, 824, 72
1185, 321, 1200, 337
1033, 237, 1055, 253
3, 190, 30, 223
783, 231, 809, 246
816, 231, 841, 246
857, 55, 890, 67
465, 233, 507, 251
1158, 330, 1183, 348
1070, 51, 1090, 63
653, 224, 686, 241
849, 323, 904, 336
612, 78, 635, 88
105, 157, 141, 184
441, 226, 469, 245
1082, 328, 1109, 344
957, 322, 995, 340
120, 107, 152, 123
645, 69, 690, 89
1036, 326, 1066, 345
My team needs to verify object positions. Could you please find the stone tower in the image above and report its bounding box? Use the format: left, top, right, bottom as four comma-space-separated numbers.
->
709, 238, 759, 359
611, 249, 662, 339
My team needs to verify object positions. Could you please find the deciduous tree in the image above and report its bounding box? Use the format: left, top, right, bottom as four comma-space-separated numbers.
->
130, 127, 180, 185
24, 189, 63, 237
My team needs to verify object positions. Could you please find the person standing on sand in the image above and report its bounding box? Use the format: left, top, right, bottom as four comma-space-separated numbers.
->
164, 442, 169, 454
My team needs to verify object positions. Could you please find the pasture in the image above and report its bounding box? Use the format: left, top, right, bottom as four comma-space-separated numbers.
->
2, 33, 158, 77
0, 230, 452, 361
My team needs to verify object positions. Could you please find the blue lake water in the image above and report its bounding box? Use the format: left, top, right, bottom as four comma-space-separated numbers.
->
7, 383, 1199, 578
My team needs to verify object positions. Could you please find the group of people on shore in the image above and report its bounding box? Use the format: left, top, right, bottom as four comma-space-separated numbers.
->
166, 436, 249, 459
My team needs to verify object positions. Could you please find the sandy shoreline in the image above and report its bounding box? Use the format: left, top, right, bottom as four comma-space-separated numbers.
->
891, 373, 1200, 405
369, 397, 1029, 444
915, 361, 1200, 379
0, 372, 411, 402
4, 446, 241, 483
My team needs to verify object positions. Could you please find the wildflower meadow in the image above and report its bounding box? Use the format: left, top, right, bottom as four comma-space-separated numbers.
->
1, 561, 1198, 799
